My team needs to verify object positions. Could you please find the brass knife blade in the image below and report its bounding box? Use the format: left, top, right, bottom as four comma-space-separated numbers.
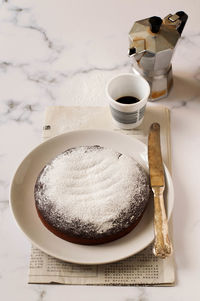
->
148, 123, 165, 188
148, 122, 173, 258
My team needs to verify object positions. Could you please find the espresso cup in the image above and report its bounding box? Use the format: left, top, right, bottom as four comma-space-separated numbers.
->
106, 73, 150, 129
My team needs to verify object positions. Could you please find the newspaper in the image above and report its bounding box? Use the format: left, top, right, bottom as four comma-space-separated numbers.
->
28, 105, 175, 285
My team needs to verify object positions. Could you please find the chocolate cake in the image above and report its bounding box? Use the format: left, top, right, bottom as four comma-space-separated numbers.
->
34, 146, 150, 245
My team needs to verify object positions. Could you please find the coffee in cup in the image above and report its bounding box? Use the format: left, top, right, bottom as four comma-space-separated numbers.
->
106, 73, 150, 129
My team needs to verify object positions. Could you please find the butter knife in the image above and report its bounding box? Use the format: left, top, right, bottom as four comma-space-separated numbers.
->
148, 123, 173, 258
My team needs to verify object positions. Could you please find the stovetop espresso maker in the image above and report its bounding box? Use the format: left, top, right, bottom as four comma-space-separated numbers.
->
128, 11, 188, 100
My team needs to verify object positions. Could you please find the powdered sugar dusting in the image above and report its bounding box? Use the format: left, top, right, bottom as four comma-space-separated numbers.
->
35, 146, 149, 234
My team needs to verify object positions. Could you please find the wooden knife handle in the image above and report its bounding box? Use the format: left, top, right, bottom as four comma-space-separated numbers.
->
152, 186, 173, 258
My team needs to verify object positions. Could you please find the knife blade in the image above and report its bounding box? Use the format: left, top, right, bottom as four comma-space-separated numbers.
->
148, 123, 173, 258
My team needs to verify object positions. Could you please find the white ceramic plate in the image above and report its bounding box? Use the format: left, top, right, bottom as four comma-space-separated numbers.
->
10, 130, 174, 265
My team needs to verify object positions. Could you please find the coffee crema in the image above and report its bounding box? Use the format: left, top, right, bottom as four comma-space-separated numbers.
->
116, 96, 140, 104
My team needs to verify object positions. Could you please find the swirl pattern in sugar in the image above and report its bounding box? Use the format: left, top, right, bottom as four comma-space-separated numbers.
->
34, 146, 150, 241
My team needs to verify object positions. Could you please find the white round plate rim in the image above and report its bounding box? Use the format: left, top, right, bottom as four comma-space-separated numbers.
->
10, 129, 174, 265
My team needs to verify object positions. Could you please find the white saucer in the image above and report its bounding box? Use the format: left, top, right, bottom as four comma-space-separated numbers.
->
10, 129, 174, 265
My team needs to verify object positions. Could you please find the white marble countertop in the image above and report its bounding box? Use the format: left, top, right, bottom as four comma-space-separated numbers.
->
1, 0, 200, 300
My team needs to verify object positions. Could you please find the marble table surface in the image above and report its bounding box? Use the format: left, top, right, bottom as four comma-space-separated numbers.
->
1, 0, 200, 300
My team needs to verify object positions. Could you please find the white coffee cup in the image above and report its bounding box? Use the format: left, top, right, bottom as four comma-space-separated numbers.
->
106, 73, 150, 129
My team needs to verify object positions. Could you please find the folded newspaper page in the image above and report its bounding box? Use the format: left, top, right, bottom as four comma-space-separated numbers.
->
28, 105, 175, 285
